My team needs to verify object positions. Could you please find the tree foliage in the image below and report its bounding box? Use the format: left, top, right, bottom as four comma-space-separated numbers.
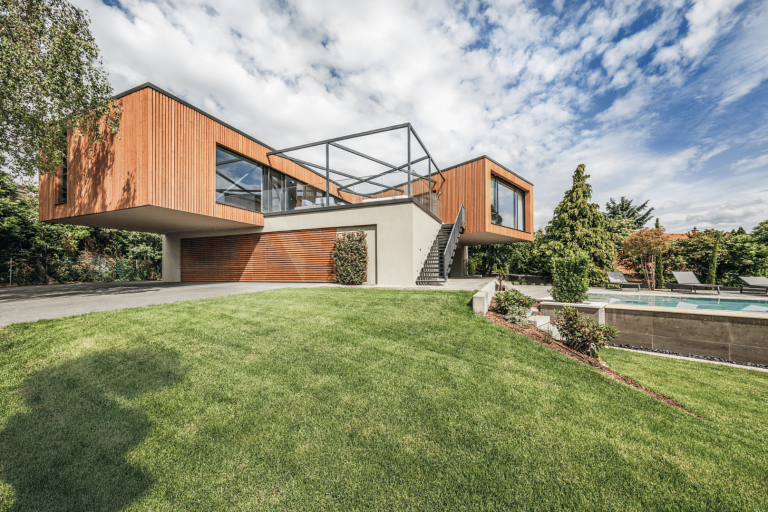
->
539, 164, 617, 285
551, 253, 591, 303
753, 220, 768, 245
0, 0, 121, 179
604, 197, 654, 228
623, 227, 670, 290
1, 172, 161, 284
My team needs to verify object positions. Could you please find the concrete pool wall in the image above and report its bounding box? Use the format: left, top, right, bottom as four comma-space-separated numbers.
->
604, 305, 768, 366
539, 301, 768, 365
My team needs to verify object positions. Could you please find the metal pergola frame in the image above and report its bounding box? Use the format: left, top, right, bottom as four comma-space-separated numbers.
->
266, 123, 444, 205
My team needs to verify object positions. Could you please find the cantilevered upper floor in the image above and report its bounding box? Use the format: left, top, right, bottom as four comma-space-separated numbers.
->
40, 83, 533, 244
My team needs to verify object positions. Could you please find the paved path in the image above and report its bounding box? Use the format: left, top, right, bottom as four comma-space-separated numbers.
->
0, 281, 322, 327
0, 278, 495, 327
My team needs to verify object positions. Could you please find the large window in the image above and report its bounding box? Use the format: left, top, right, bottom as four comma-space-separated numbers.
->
216, 146, 332, 213
491, 176, 525, 231
216, 147, 263, 212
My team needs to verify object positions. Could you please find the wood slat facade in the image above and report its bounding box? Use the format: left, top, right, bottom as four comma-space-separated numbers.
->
181, 227, 337, 282
39, 86, 362, 227
433, 157, 534, 242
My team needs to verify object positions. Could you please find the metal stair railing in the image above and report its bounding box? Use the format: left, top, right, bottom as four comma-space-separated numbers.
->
442, 205, 465, 282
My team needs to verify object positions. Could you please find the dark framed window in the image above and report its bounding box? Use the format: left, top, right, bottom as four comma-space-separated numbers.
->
215, 147, 264, 212
216, 145, 330, 213
491, 176, 524, 231
57, 132, 68, 204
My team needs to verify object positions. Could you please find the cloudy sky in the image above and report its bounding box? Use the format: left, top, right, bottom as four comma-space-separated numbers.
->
78, 0, 768, 232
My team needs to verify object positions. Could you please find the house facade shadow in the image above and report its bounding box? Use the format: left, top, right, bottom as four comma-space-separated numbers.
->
0, 348, 185, 512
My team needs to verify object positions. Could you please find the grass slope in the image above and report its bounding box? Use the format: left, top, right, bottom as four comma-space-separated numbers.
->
0, 288, 766, 511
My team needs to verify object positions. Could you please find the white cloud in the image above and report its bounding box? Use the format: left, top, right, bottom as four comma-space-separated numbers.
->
732, 153, 768, 173
71, 0, 768, 233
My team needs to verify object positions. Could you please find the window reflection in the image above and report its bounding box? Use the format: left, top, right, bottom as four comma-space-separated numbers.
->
216, 146, 339, 213
216, 148, 263, 212
491, 176, 525, 231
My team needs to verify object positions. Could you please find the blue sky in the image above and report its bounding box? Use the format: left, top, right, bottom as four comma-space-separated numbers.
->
79, 0, 768, 232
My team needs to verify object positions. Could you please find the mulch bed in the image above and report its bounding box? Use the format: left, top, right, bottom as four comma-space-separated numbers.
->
485, 303, 698, 417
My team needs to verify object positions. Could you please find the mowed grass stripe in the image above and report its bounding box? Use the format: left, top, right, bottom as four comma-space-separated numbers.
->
0, 288, 765, 511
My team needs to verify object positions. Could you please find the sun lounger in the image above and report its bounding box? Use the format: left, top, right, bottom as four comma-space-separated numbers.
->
670, 271, 721, 295
739, 276, 768, 295
606, 272, 641, 291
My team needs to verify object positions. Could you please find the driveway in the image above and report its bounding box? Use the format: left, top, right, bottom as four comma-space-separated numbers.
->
0, 281, 324, 327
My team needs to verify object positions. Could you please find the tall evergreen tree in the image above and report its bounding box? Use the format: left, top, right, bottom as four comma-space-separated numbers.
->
707, 231, 722, 285
604, 197, 654, 228
540, 164, 617, 285
654, 218, 665, 289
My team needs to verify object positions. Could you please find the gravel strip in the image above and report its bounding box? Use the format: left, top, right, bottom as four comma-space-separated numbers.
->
609, 344, 768, 371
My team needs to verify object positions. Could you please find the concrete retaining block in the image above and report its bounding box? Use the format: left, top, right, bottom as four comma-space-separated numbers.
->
472, 281, 498, 315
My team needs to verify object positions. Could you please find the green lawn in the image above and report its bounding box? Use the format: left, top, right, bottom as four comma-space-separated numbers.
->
0, 288, 766, 511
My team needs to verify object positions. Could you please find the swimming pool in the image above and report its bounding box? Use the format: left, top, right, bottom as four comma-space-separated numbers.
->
587, 293, 768, 313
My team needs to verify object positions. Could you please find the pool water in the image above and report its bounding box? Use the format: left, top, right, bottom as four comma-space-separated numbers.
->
587, 293, 768, 313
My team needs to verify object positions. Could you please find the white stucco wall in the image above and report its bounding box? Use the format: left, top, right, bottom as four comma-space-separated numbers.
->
161, 234, 182, 282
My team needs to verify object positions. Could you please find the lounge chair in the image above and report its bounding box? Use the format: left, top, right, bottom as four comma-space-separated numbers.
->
739, 276, 768, 295
670, 271, 721, 295
606, 272, 641, 291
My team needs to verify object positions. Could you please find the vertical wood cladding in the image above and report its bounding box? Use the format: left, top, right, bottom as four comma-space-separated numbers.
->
39, 86, 362, 225
433, 159, 488, 233
180, 228, 337, 282
433, 157, 533, 241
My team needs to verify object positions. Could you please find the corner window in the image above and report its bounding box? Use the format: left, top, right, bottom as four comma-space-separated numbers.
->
491, 176, 524, 231
216, 147, 263, 212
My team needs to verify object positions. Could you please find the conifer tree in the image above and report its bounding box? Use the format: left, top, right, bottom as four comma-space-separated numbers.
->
540, 164, 617, 285
654, 218, 665, 289
707, 231, 722, 285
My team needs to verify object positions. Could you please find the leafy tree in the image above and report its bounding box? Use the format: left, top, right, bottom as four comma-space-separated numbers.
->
667, 229, 726, 282
539, 164, 617, 285
507, 228, 546, 276
623, 227, 670, 290
604, 197, 654, 228
1, 172, 161, 285
753, 220, 768, 245
0, 0, 121, 179
717, 233, 768, 286
469, 244, 514, 276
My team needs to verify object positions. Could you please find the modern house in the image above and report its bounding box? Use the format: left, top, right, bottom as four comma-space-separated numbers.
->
39, 83, 533, 286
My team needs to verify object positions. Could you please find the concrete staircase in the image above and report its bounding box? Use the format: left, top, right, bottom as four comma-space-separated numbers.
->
416, 224, 456, 285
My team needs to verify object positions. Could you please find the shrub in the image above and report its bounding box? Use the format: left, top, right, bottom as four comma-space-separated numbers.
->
504, 304, 530, 326
495, 289, 536, 314
552, 306, 618, 355
551, 253, 590, 303
333, 230, 368, 285
467, 256, 478, 277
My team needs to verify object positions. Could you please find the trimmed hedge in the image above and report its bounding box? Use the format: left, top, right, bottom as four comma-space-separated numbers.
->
333, 230, 368, 285
551, 253, 590, 303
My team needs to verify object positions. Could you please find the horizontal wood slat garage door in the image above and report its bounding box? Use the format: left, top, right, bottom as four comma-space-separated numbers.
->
181, 228, 337, 282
